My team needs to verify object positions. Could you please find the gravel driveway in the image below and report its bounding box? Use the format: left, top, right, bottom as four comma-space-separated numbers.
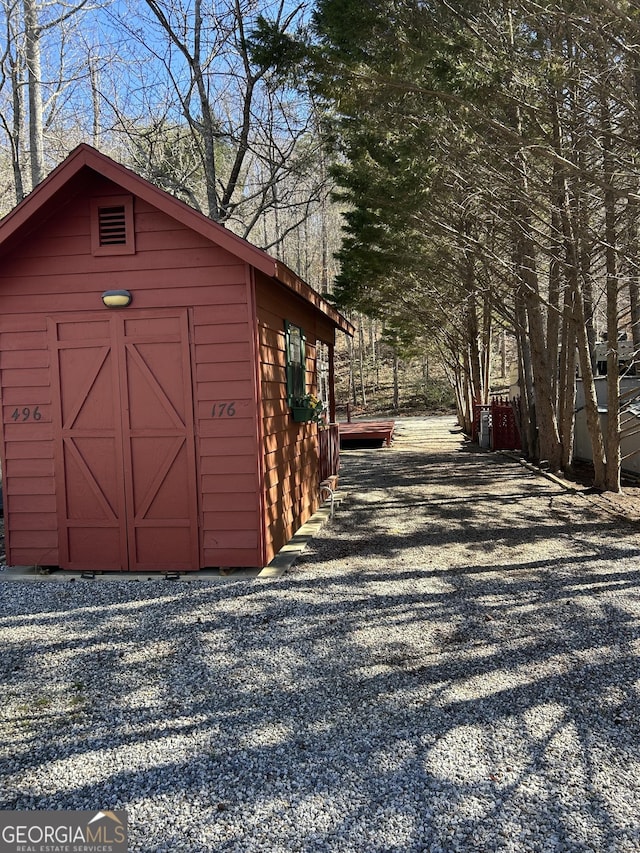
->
2, 415, 640, 852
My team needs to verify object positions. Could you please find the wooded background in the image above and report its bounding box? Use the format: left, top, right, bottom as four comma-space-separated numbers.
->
3, 0, 640, 490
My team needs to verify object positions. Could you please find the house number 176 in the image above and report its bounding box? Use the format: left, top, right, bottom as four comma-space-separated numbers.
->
211, 402, 236, 417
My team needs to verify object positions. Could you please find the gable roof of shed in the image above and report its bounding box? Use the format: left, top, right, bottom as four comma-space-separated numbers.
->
0, 143, 354, 336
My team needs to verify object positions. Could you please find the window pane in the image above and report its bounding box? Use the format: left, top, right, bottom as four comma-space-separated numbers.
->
286, 322, 305, 403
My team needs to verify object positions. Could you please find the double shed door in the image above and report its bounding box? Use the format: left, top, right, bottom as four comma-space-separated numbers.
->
49, 310, 200, 571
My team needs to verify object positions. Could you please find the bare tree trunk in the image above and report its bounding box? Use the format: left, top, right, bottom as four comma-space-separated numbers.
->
481, 290, 492, 404
576, 170, 598, 367
627, 199, 640, 362
392, 351, 399, 410
348, 335, 357, 407
320, 185, 329, 295
503, 9, 561, 469
557, 169, 607, 487
516, 223, 562, 470
558, 287, 577, 470
574, 275, 607, 488
89, 54, 100, 147
443, 349, 469, 432
548, 71, 579, 472
630, 68, 640, 364
462, 347, 474, 434
465, 253, 483, 404
547, 205, 562, 406
600, 88, 621, 492
9, 47, 25, 202
358, 317, 367, 406
369, 318, 378, 393
23, 0, 44, 187
142, 0, 231, 220
515, 289, 535, 458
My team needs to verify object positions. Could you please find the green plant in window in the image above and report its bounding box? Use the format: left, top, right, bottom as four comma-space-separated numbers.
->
292, 392, 325, 424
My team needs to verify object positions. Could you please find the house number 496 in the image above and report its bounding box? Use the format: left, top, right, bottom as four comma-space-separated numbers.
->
12, 406, 42, 422
211, 402, 236, 417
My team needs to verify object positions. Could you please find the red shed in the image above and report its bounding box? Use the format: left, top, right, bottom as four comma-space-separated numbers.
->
0, 144, 353, 572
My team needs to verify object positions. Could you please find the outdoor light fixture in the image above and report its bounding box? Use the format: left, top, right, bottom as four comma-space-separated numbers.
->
102, 289, 132, 308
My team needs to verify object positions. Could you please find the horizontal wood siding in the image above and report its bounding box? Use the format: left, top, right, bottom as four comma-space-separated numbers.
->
255, 273, 323, 563
0, 173, 262, 570
192, 303, 261, 568
0, 316, 58, 567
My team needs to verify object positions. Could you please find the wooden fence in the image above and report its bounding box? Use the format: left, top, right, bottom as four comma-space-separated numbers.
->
319, 423, 340, 482
472, 397, 521, 451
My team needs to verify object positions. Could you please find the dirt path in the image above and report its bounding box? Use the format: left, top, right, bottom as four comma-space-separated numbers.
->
297, 415, 640, 574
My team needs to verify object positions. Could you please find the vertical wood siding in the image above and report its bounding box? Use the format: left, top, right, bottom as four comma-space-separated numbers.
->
0, 173, 262, 569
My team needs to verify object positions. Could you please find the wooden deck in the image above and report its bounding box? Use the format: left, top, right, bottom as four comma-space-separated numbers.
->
338, 420, 395, 447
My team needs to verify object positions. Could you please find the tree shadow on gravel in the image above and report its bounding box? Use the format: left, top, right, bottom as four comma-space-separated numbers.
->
2, 423, 640, 851
2, 557, 640, 852
313, 446, 639, 569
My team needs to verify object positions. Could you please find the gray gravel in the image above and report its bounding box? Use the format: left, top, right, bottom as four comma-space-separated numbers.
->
2, 416, 640, 852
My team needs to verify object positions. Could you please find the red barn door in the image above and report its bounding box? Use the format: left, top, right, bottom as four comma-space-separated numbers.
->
49, 310, 199, 571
